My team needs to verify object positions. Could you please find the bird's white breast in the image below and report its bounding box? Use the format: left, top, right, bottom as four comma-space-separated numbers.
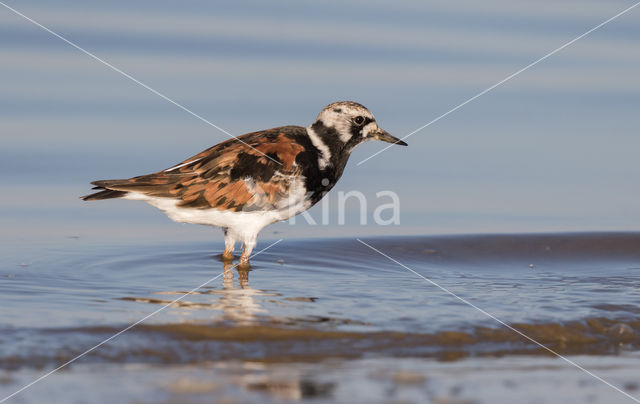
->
123, 177, 312, 237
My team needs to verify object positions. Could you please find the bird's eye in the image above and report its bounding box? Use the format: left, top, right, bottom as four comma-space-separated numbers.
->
353, 116, 365, 125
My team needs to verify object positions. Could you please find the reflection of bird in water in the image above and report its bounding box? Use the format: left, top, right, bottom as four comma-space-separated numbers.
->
224, 261, 248, 289
146, 262, 270, 324
217, 262, 267, 324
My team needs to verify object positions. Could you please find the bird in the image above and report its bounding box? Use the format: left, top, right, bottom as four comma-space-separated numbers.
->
82, 101, 407, 266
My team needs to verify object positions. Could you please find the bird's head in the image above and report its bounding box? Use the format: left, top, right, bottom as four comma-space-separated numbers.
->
309, 101, 407, 154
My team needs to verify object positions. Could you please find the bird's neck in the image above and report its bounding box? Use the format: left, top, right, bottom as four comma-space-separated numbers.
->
306, 121, 351, 179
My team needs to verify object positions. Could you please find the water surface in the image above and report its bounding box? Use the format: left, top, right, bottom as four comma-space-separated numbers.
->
1, 233, 639, 403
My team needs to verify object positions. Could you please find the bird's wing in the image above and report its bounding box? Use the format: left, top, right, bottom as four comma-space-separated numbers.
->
91, 127, 308, 212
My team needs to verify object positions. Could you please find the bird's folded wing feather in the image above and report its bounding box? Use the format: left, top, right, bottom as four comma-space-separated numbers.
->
93, 129, 307, 212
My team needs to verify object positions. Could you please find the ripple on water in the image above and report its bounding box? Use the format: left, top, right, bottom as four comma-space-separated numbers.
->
1, 233, 640, 369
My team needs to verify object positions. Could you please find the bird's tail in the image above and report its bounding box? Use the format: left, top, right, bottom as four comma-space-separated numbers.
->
81, 180, 129, 201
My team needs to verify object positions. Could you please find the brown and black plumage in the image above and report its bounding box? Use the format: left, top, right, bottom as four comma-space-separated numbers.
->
83, 101, 407, 266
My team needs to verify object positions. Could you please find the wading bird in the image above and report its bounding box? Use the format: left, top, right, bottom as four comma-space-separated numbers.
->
83, 101, 407, 266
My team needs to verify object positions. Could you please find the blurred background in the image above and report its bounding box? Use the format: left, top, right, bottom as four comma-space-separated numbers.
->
1, 0, 639, 245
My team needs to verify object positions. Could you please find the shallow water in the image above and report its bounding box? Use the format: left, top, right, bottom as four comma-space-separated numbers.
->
1, 233, 640, 403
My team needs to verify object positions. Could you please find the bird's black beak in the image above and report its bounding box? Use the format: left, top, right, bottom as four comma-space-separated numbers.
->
374, 129, 408, 146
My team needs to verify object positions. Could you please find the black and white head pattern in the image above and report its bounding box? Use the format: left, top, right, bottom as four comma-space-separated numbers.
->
306, 101, 381, 170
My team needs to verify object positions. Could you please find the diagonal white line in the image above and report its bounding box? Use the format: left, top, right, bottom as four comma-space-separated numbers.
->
0, 1, 282, 166
0, 238, 283, 404
356, 239, 640, 403
357, 1, 640, 166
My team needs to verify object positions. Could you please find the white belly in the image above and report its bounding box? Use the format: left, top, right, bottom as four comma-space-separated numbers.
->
123, 188, 311, 237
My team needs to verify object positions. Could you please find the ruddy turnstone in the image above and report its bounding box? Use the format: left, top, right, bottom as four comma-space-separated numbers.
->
83, 101, 407, 266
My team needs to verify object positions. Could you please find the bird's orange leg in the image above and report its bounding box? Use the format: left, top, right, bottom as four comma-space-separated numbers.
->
222, 245, 234, 261
221, 228, 236, 261
238, 236, 256, 268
